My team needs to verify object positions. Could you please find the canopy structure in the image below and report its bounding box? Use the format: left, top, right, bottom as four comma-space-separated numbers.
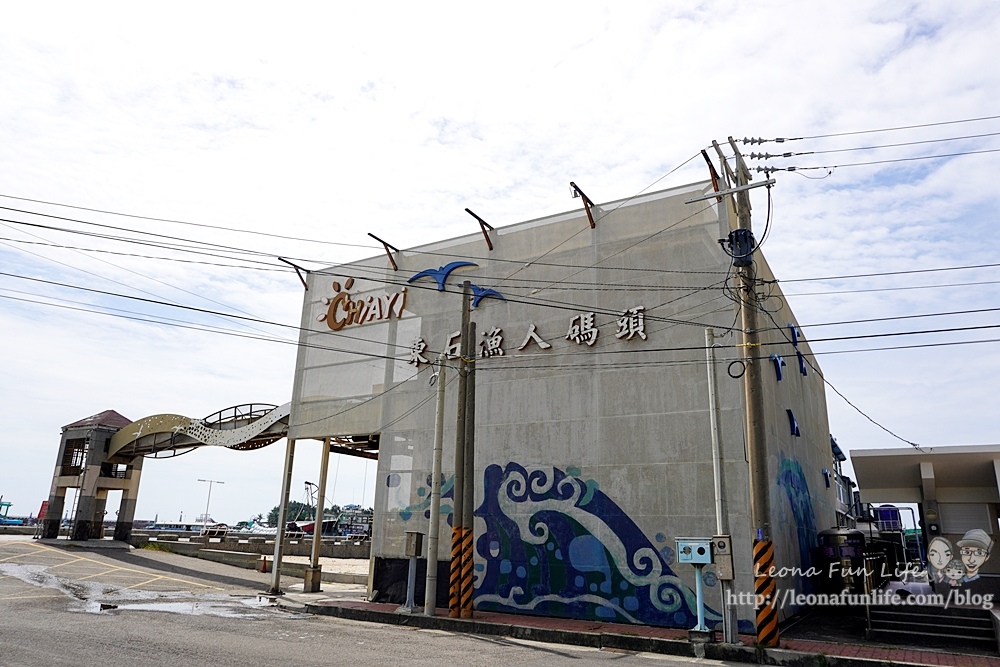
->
108, 403, 292, 458
851, 445, 1000, 505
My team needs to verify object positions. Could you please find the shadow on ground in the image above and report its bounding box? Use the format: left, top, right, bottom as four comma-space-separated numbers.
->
92, 548, 274, 591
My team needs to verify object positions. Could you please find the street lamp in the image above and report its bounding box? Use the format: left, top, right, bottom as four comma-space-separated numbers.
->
197, 479, 224, 529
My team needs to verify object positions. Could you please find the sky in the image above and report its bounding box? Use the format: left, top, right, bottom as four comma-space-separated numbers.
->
1, 2, 998, 525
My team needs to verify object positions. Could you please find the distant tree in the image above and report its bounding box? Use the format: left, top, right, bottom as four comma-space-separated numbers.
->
267, 501, 314, 526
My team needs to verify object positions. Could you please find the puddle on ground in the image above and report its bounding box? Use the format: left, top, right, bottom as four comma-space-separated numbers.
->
0, 562, 306, 619
79, 597, 281, 618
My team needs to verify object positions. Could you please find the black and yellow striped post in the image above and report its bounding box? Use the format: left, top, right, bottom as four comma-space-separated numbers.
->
753, 538, 779, 647
449, 526, 463, 617
460, 526, 475, 617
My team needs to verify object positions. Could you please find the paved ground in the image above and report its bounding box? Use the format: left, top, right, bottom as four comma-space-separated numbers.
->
3, 535, 999, 667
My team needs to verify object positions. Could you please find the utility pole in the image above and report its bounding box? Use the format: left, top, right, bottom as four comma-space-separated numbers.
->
424, 353, 447, 615
712, 137, 778, 647
460, 320, 476, 618
449, 282, 472, 617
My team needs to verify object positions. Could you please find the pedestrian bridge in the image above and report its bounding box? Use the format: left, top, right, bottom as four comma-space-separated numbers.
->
47, 403, 381, 543
108, 403, 291, 458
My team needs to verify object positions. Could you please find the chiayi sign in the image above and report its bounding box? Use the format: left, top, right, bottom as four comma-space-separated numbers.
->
314, 267, 650, 363
317, 277, 407, 331
407, 306, 649, 366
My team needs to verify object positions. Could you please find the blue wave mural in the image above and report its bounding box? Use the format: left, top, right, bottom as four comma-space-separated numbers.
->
778, 456, 817, 586
473, 462, 720, 628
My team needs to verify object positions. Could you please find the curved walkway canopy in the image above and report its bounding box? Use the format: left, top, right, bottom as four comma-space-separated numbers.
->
109, 403, 291, 458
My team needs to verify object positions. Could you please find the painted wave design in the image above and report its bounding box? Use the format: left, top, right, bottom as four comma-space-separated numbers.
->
476, 462, 720, 628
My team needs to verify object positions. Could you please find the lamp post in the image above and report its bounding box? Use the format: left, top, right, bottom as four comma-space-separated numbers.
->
197, 479, 224, 529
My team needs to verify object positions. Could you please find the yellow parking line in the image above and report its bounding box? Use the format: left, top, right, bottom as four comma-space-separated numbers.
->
125, 576, 164, 589
11, 542, 223, 590
76, 568, 121, 581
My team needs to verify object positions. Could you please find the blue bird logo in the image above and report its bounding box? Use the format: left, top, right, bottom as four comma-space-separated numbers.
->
471, 285, 505, 307
407, 261, 478, 291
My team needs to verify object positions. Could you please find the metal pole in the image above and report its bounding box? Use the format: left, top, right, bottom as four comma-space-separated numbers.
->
706, 330, 726, 533
695, 565, 707, 631
425, 354, 447, 615
706, 328, 737, 643
304, 438, 332, 592
449, 282, 472, 617
267, 438, 296, 595
460, 320, 476, 618
313, 440, 332, 556
197, 479, 224, 529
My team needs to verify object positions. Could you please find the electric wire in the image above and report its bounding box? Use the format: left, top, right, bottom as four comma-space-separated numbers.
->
7, 285, 998, 379
1, 222, 283, 329
742, 114, 1000, 144
758, 147, 1000, 174
783, 279, 1000, 297
758, 305, 921, 448
763, 306, 1000, 331
779, 262, 1000, 283
11, 191, 1000, 290
0, 238, 288, 341
0, 236, 285, 272
0, 194, 380, 252
747, 131, 1000, 158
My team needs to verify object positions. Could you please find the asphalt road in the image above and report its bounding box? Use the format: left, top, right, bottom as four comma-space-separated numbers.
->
0, 537, 732, 667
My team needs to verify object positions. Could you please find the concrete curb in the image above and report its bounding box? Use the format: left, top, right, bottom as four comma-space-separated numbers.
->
301, 603, 964, 667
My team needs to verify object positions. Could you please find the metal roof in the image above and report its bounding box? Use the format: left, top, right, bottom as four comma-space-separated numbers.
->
62, 410, 132, 430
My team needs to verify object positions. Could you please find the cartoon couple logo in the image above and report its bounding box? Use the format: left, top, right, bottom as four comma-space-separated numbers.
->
927, 529, 993, 587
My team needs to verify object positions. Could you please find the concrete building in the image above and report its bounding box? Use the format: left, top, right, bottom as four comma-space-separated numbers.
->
289, 180, 838, 630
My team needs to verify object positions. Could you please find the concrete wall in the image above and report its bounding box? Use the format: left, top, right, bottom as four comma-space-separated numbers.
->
131, 532, 370, 559
752, 257, 839, 617
289, 181, 836, 630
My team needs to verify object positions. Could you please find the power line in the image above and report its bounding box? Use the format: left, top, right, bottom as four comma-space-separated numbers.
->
783, 278, 1000, 297
0, 236, 285, 272
778, 262, 1000, 283
747, 131, 1000, 159
0, 153, 710, 279
759, 307, 921, 448
0, 195, 380, 251
764, 306, 1000, 331
0, 221, 286, 339
0, 271, 420, 359
1, 214, 281, 263
7, 278, 998, 378
2, 202, 739, 279
742, 114, 1000, 144
11, 264, 999, 354
757, 147, 1000, 175
2, 232, 734, 291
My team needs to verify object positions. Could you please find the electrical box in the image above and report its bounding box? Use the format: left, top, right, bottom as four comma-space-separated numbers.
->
676, 538, 713, 564
404, 531, 424, 558
727, 228, 756, 267
713, 534, 734, 580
